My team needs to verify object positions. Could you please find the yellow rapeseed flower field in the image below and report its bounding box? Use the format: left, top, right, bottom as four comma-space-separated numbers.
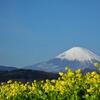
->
0, 67, 100, 100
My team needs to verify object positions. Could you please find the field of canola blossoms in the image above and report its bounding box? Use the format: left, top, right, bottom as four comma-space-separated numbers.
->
0, 64, 100, 100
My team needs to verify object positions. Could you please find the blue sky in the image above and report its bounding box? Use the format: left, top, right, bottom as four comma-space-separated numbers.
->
0, 0, 100, 67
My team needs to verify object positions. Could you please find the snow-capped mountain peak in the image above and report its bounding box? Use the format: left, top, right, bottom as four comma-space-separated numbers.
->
25, 47, 100, 73
56, 47, 100, 62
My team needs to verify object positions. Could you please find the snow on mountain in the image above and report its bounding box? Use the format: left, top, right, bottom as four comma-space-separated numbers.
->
56, 47, 100, 62
25, 47, 100, 73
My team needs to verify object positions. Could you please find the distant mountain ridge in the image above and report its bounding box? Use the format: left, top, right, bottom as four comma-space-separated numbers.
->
0, 65, 17, 71
24, 47, 100, 73
0, 69, 58, 82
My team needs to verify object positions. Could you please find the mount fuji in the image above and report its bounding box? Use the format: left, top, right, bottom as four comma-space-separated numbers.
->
24, 47, 100, 73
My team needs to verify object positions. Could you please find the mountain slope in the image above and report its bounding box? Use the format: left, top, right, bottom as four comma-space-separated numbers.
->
0, 69, 58, 82
25, 47, 100, 72
0, 65, 17, 71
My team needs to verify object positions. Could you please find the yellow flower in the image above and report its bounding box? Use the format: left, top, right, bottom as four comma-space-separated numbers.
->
75, 68, 81, 74
87, 88, 94, 93
65, 66, 69, 70
7, 80, 12, 84
51, 79, 56, 83
91, 71, 97, 76
94, 63, 100, 67
59, 72, 64, 76
34, 80, 37, 83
